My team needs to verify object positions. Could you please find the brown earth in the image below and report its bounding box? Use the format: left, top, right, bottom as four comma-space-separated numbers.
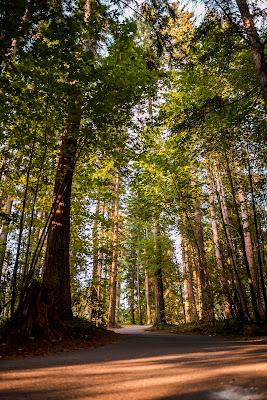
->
0, 323, 119, 359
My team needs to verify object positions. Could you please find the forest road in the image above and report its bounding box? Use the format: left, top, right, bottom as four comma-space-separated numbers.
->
1, 325, 267, 400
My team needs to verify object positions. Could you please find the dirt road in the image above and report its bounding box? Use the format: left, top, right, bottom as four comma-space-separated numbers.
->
1, 325, 267, 399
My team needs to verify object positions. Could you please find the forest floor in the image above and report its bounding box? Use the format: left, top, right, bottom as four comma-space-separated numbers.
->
0, 321, 120, 359
1, 325, 267, 400
146, 320, 267, 338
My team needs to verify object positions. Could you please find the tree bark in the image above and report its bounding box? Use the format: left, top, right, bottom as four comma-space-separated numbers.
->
193, 203, 214, 320
207, 167, 231, 318
43, 117, 79, 321
144, 268, 151, 324
107, 171, 120, 326
225, 156, 260, 322
153, 221, 166, 325
235, 162, 262, 311
136, 264, 143, 325
90, 200, 100, 323
144, 228, 151, 324
215, 166, 251, 321
0, 196, 13, 278
130, 265, 136, 325
181, 235, 198, 322
247, 156, 267, 318
11, 136, 36, 317
235, 0, 267, 109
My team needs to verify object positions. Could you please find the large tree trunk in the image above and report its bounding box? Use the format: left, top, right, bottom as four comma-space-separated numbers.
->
107, 171, 120, 326
42, 117, 79, 321
153, 221, 166, 325
235, 0, 267, 109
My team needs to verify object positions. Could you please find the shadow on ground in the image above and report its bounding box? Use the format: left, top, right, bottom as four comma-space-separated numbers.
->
1, 329, 267, 400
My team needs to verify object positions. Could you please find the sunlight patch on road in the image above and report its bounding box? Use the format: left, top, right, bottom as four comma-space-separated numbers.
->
213, 386, 264, 400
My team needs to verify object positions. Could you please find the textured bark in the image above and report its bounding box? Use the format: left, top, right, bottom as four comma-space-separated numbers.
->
235, 0, 267, 109
43, 119, 79, 321
7, 280, 68, 341
107, 171, 120, 326
153, 221, 166, 325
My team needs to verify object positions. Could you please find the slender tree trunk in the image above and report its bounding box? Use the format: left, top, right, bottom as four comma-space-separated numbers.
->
235, 163, 262, 310
225, 156, 260, 322
247, 156, 267, 318
181, 235, 198, 323
136, 264, 143, 325
235, 0, 267, 109
95, 202, 106, 323
108, 171, 120, 326
207, 167, 231, 318
117, 279, 121, 324
11, 136, 36, 317
0, 196, 13, 278
153, 221, 166, 325
144, 229, 151, 324
144, 269, 151, 324
90, 200, 100, 323
22, 137, 47, 283
215, 166, 251, 321
130, 265, 136, 325
192, 257, 201, 318
193, 203, 214, 320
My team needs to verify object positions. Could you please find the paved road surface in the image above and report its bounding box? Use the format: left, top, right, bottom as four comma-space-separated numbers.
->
1, 325, 267, 400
